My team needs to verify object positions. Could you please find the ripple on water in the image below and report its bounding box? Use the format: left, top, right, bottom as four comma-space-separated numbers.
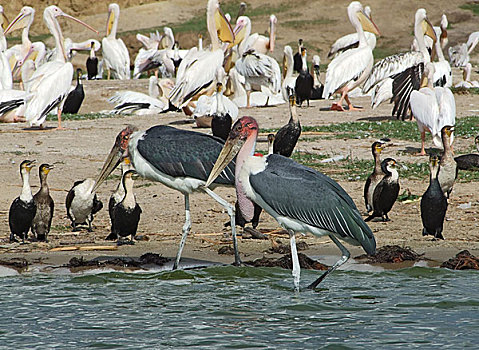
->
0, 265, 477, 348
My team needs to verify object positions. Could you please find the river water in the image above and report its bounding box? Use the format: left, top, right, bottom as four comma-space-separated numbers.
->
0, 264, 477, 349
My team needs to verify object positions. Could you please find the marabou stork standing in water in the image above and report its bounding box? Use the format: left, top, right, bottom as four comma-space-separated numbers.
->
206, 117, 376, 290
93, 125, 240, 269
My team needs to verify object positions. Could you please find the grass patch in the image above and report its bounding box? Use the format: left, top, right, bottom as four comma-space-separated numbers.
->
46, 113, 114, 121
260, 116, 479, 142
283, 18, 336, 29
373, 46, 399, 61
451, 87, 479, 95
290, 153, 479, 183
460, 3, 479, 15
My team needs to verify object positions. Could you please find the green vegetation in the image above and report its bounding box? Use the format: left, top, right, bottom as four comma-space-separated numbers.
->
46, 113, 114, 121
283, 18, 336, 29
261, 116, 479, 142
373, 46, 399, 60
451, 87, 479, 95
290, 152, 479, 183
460, 3, 479, 15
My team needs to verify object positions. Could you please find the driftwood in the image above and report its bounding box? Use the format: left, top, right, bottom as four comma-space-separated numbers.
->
50, 245, 118, 252
440, 250, 479, 270
355, 245, 424, 263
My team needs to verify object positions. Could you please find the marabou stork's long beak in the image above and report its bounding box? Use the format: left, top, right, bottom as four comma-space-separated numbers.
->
92, 143, 124, 193
205, 133, 244, 188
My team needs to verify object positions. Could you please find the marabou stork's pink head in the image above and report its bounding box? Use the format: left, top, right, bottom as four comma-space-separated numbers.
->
205, 117, 258, 188
93, 125, 137, 192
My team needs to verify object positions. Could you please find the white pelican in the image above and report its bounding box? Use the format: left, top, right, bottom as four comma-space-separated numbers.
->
108, 76, 173, 115
168, 0, 234, 109
0, 6, 12, 91
233, 16, 282, 108
242, 14, 276, 54
102, 3, 130, 80
4, 6, 47, 83
193, 67, 238, 123
322, 1, 380, 111
363, 9, 436, 119
455, 63, 479, 88
136, 30, 162, 50
432, 27, 452, 88
410, 63, 455, 156
282, 45, 295, 101
229, 67, 284, 107
327, 5, 377, 58
23, 6, 97, 129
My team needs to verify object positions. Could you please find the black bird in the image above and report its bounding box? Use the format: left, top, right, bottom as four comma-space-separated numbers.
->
267, 133, 275, 155
365, 158, 400, 222
63, 68, 85, 114
66, 178, 103, 232
107, 158, 132, 240
32, 164, 54, 242
86, 41, 99, 80
421, 155, 448, 240
364, 141, 386, 213
9, 160, 36, 243
454, 135, 479, 171
211, 82, 232, 141
293, 39, 303, 73
294, 48, 313, 107
273, 95, 301, 157
112, 170, 142, 244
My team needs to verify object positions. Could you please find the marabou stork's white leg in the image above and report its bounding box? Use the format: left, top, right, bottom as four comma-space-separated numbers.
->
203, 187, 241, 266
307, 234, 350, 290
173, 193, 191, 270
289, 230, 301, 292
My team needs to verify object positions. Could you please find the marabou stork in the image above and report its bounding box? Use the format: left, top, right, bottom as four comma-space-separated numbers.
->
93, 125, 240, 269
206, 117, 376, 290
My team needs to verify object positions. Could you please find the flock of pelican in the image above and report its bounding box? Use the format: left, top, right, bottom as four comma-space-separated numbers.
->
3, 0, 479, 289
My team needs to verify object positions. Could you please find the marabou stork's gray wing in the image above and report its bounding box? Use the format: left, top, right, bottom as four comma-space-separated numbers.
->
250, 154, 375, 254
137, 125, 235, 185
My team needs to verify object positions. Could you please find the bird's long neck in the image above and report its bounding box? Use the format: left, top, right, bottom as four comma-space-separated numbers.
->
442, 133, 452, 159
22, 26, 32, 50
434, 37, 445, 61
235, 131, 258, 222
430, 164, 439, 182
90, 47, 96, 59
351, 12, 367, 47
374, 150, 381, 172
45, 13, 66, 63
149, 78, 159, 98
207, 0, 220, 51
40, 173, 49, 194
301, 53, 307, 72
198, 36, 203, 51
238, 20, 251, 55
20, 170, 33, 202
415, 20, 431, 62
122, 179, 136, 209
312, 66, 320, 85
285, 51, 293, 78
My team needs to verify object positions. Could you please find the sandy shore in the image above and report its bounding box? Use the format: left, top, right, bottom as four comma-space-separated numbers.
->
0, 74, 478, 272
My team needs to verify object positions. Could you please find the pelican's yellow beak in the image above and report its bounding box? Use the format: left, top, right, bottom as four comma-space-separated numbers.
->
422, 18, 437, 43
357, 10, 381, 36
106, 9, 115, 36
229, 22, 246, 48
420, 73, 428, 88
282, 55, 288, 80
215, 7, 234, 44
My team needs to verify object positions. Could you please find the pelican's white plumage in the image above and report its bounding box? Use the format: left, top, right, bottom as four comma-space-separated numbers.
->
242, 14, 276, 54
455, 63, 479, 88
23, 6, 97, 128
169, 0, 233, 109
410, 63, 455, 154
0, 6, 12, 90
322, 2, 380, 110
282, 45, 295, 100
102, 3, 130, 80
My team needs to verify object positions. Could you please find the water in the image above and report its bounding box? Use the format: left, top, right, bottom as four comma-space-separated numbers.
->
0, 265, 478, 349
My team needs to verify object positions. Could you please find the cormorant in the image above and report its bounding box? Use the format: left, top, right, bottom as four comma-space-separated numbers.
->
66, 178, 103, 231
63, 68, 85, 114
32, 164, 54, 242
364, 141, 386, 213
